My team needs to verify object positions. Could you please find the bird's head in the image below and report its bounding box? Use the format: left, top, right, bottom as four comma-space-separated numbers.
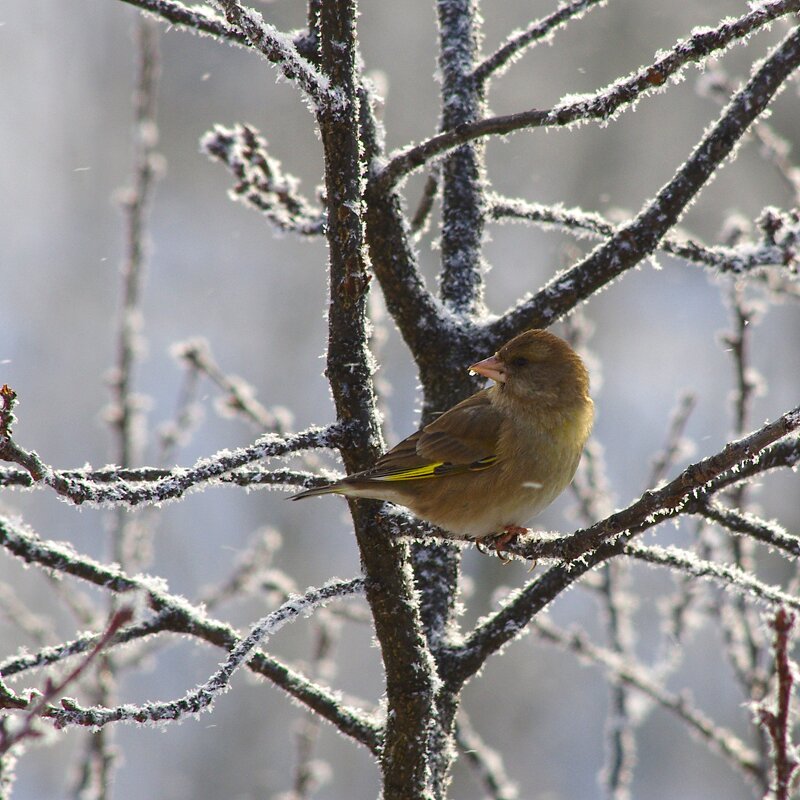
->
468, 329, 590, 407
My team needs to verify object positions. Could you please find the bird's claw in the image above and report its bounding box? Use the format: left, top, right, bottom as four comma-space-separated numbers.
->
476, 525, 529, 564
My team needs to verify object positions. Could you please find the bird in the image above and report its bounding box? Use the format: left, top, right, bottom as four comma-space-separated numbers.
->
291, 329, 594, 550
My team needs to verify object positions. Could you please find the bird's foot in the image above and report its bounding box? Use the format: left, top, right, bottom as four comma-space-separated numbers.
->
478, 525, 529, 564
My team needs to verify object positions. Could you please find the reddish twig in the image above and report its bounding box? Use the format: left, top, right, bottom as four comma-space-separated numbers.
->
0, 608, 133, 754
755, 609, 800, 800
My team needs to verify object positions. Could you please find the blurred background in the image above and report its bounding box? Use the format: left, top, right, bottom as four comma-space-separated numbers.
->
1, 1, 799, 798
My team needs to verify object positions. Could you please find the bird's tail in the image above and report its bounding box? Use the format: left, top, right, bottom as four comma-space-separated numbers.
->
290, 483, 342, 501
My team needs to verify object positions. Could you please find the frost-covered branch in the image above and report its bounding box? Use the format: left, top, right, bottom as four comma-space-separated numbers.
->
0, 465, 320, 492
489, 23, 800, 339
362, 100, 452, 368
25, 580, 364, 733
0, 408, 340, 507
214, 0, 341, 109
0, 608, 133, 755
623, 545, 800, 613
598, 562, 637, 800
0, 515, 380, 750
511, 402, 800, 564
0, 613, 173, 680
202, 124, 325, 236
108, 16, 161, 474
473, 0, 606, 86
436, 0, 488, 316
693, 501, 800, 561
172, 337, 295, 433
444, 403, 800, 686
488, 196, 800, 277
699, 66, 800, 202
119, 1, 339, 107
316, 2, 439, 796
531, 617, 761, 783
118, 0, 248, 46
374, 0, 800, 188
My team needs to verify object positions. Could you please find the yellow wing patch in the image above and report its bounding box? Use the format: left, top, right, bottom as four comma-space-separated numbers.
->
372, 456, 497, 482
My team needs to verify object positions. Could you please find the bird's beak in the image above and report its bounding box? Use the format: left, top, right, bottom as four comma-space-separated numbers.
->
468, 354, 506, 383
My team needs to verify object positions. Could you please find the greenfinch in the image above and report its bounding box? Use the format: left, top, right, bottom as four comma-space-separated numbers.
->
292, 329, 593, 545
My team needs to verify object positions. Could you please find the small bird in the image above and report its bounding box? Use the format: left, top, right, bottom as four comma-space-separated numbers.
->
291, 329, 594, 549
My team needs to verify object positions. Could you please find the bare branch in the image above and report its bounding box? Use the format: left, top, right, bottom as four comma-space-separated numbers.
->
754, 609, 800, 800
456, 711, 519, 800
488, 196, 800, 277
214, 0, 342, 108
409, 168, 440, 238
532, 617, 761, 783
646, 392, 697, 488
0, 415, 341, 507
474, 0, 607, 86
202, 124, 325, 236
488, 23, 800, 340
0, 515, 380, 751
623, 545, 800, 613
0, 608, 133, 755
172, 337, 294, 432
374, 0, 800, 188
443, 404, 800, 687
118, 0, 248, 45
316, 2, 438, 796
42, 579, 364, 732
694, 501, 800, 560
698, 66, 800, 202
511, 402, 800, 564
107, 16, 162, 471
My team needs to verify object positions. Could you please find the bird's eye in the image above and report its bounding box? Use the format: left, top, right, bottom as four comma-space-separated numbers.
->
510, 356, 529, 368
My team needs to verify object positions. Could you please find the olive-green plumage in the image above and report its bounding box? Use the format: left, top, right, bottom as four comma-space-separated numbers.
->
292, 329, 594, 541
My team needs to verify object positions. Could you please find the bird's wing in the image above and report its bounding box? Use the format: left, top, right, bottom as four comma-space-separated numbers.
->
361, 389, 503, 481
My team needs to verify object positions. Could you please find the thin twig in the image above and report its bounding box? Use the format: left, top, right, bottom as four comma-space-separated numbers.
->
0, 608, 133, 755
456, 711, 519, 800
647, 392, 697, 488
488, 196, 800, 277
48, 580, 364, 732
0, 515, 380, 751
0, 419, 341, 507
474, 0, 607, 85
487, 23, 800, 341
755, 609, 800, 800
374, 0, 800, 188
531, 617, 761, 783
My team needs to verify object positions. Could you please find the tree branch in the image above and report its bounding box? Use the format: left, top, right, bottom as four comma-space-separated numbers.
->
201, 124, 325, 236
532, 617, 761, 783
31, 580, 364, 733
442, 403, 800, 686
488, 196, 800, 277
692, 501, 800, 561
0, 416, 340, 506
623, 544, 800, 613
316, 3, 438, 796
755, 609, 800, 800
488, 21, 800, 340
0, 515, 381, 751
374, 0, 800, 188
474, 0, 607, 86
